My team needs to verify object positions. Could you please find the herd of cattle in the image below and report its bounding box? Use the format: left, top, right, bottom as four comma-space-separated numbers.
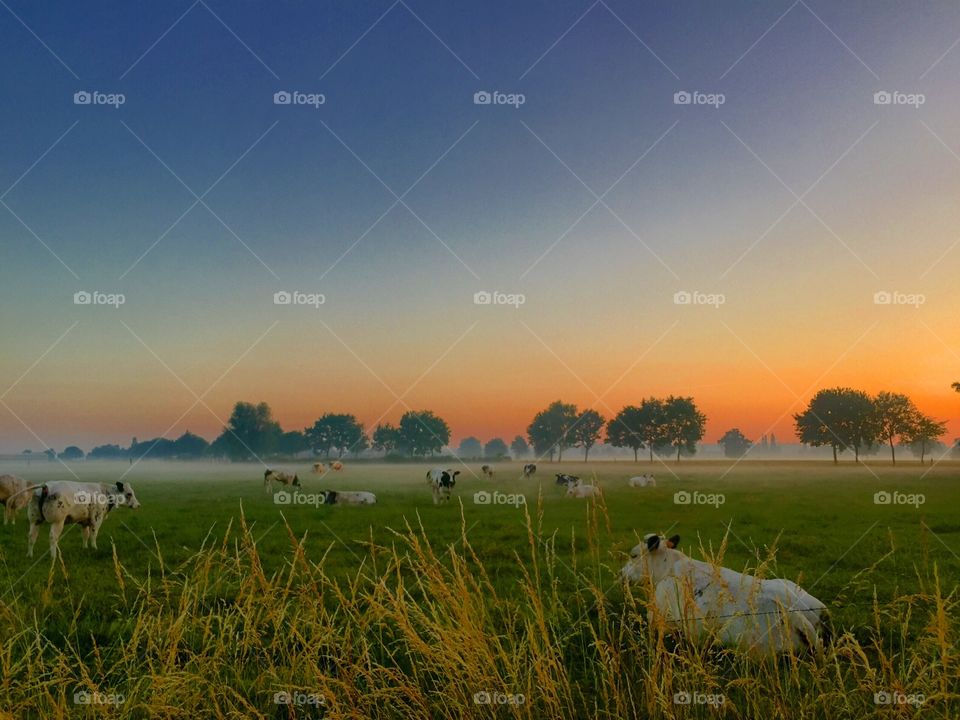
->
0, 464, 830, 654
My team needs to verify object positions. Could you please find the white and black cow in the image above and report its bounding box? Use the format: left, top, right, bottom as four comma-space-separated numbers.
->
566, 479, 600, 498
628, 474, 656, 488
480, 464, 494, 479
620, 533, 830, 654
427, 468, 459, 504
264, 469, 300, 493
320, 490, 376, 505
521, 463, 537, 479
0, 474, 32, 524
27, 481, 141, 561
555, 473, 579, 487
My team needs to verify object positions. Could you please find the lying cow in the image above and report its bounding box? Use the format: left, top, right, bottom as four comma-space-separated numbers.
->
620, 533, 829, 654
320, 490, 376, 505
628, 474, 656, 487
264, 469, 300, 493
312, 462, 326, 474
427, 468, 459, 504
331, 461, 344, 471
555, 473, 579, 487
480, 464, 494, 479
566, 479, 600, 498
0, 474, 32, 524
27, 481, 140, 560
521, 463, 537, 479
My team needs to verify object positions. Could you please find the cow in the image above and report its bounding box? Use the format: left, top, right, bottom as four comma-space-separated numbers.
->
521, 463, 537, 479
620, 533, 829, 655
427, 468, 459, 505
312, 462, 326, 474
566, 479, 600, 498
628, 474, 656, 487
555, 473, 579, 487
320, 490, 376, 505
0, 474, 32, 524
26, 481, 140, 561
480, 464, 494, 479
264, 469, 300, 493
331, 461, 344, 472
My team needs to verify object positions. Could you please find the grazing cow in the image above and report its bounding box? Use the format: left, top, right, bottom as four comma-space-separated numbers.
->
331, 461, 344, 472
555, 473, 579, 487
620, 534, 829, 654
0, 474, 32, 524
521, 463, 537, 479
427, 468, 459, 505
566, 479, 600, 498
480, 464, 494, 479
26, 481, 141, 561
312, 462, 326, 474
628, 474, 656, 488
264, 469, 300, 493
320, 490, 376, 505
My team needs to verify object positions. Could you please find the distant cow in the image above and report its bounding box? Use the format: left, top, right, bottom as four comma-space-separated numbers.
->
331, 461, 344, 471
320, 490, 376, 505
264, 469, 300, 493
555, 473, 579, 487
620, 534, 829, 654
27, 481, 140, 561
312, 462, 326, 474
480, 464, 494, 479
427, 468, 459, 504
628, 474, 656, 487
0, 474, 32, 524
566, 479, 600, 498
521, 463, 537, 479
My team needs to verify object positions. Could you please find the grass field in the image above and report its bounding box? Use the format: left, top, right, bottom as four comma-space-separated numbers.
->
0, 459, 957, 718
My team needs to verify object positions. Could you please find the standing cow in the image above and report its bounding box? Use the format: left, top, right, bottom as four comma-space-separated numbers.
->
331, 461, 344, 472
521, 463, 537, 479
312, 462, 326, 474
27, 481, 140, 561
480, 464, 494, 479
427, 468, 459, 504
0, 474, 32, 524
555, 473, 579, 487
264, 469, 300, 493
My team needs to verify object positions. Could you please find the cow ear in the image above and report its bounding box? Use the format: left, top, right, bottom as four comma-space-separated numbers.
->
646, 535, 661, 551
453, 470, 460, 476
116, 481, 124, 492
666, 535, 680, 549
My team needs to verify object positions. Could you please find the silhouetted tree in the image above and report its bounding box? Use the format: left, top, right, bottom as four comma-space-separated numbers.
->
307, 414, 366, 458
399, 410, 450, 457
527, 400, 578, 462
660, 396, 706, 462
794, 388, 877, 463
718, 428, 752, 458
901, 413, 946, 464
573, 409, 605, 461
372, 423, 401, 454
510, 435, 529, 458
59, 446, 84, 460
458, 436, 482, 459
606, 399, 666, 462
484, 437, 509, 458
872, 391, 920, 465
277, 430, 309, 456
214, 401, 282, 461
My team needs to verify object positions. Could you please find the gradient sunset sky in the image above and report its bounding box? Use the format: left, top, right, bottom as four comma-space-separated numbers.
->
1, 0, 959, 453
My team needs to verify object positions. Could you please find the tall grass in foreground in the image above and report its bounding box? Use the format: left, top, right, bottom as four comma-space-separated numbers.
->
0, 498, 957, 719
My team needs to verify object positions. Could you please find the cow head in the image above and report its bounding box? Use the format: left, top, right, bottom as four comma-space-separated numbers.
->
444, 470, 459, 488
621, 533, 680, 584
321, 490, 337, 505
114, 481, 141, 509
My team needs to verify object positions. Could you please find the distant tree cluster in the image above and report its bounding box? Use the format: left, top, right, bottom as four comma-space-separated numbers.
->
455, 436, 510, 460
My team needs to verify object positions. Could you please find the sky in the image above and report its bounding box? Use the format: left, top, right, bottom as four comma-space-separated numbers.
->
1, 0, 959, 453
